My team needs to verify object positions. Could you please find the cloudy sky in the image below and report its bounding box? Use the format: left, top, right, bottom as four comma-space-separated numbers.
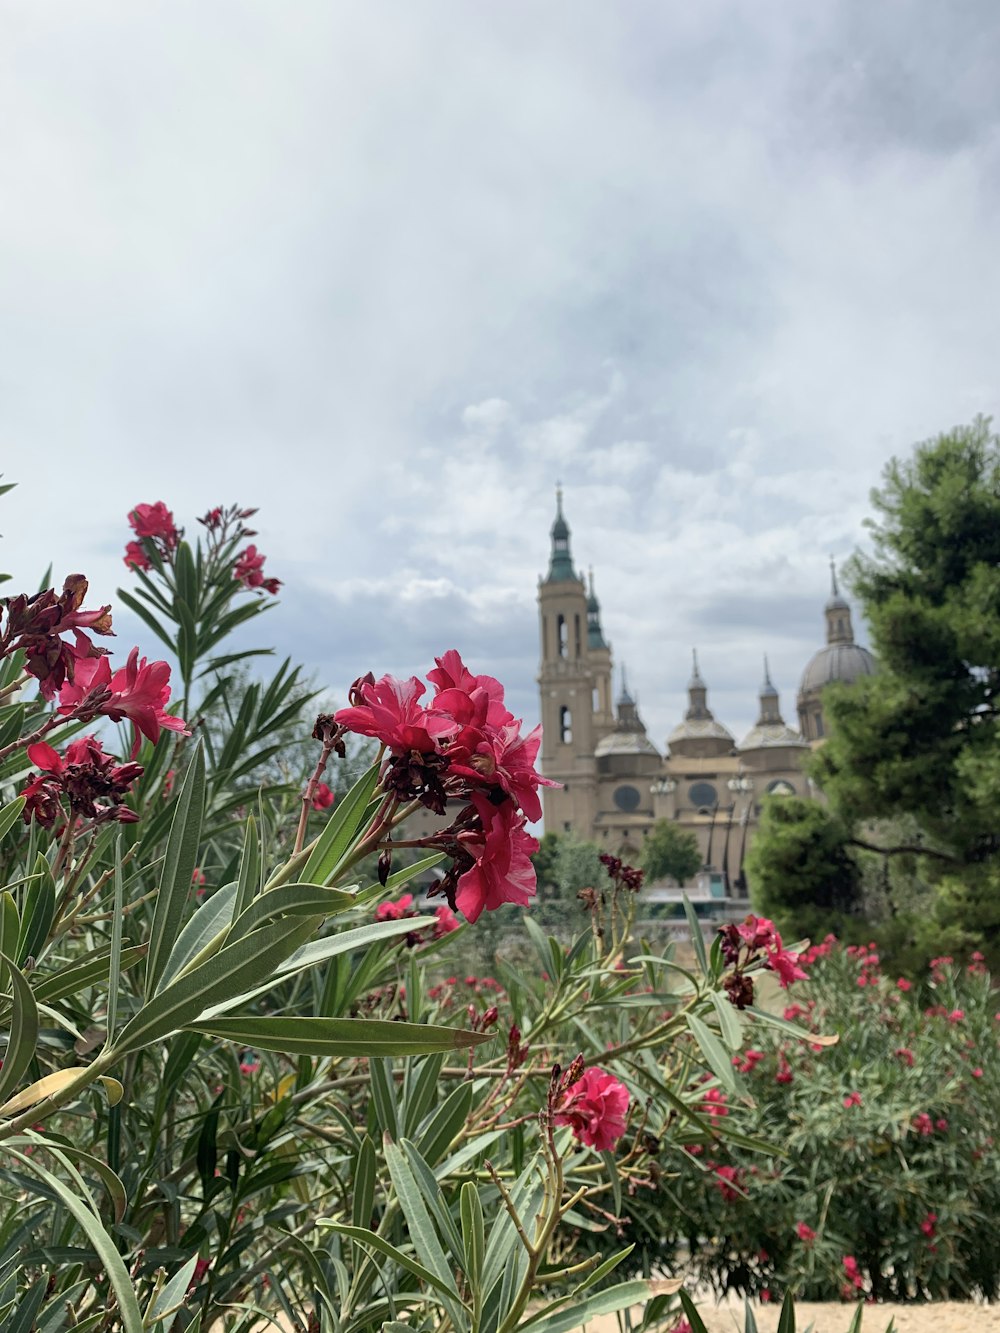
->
2, 1, 998, 754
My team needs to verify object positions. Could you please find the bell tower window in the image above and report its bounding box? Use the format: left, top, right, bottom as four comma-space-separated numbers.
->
557, 614, 568, 658
560, 706, 573, 743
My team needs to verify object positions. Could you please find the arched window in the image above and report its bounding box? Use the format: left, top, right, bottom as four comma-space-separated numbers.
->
560, 706, 572, 743
815, 712, 824, 738
574, 614, 582, 658
557, 614, 568, 658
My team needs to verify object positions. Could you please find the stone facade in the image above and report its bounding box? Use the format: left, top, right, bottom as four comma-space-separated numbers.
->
537, 493, 875, 890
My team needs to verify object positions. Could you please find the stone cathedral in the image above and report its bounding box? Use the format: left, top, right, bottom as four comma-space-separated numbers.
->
536, 492, 875, 887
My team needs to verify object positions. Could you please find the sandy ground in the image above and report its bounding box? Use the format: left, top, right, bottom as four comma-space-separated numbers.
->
583, 1299, 1000, 1332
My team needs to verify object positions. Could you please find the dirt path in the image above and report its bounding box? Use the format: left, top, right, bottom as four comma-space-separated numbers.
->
584, 1298, 1000, 1332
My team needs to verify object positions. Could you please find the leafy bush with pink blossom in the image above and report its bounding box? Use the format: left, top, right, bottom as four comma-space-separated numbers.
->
617, 935, 1000, 1304
0, 494, 862, 1333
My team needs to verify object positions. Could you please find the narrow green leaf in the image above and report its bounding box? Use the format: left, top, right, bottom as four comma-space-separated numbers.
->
460, 1182, 485, 1285
16, 854, 55, 966
189, 1016, 489, 1057
319, 1223, 464, 1309
521, 1281, 650, 1333
6, 1282, 45, 1333
0, 892, 18, 989
709, 989, 745, 1050
745, 1005, 839, 1047
416, 1081, 474, 1166
31, 945, 145, 1005
106, 835, 126, 1042
146, 1255, 199, 1328
114, 588, 178, 655
115, 914, 317, 1055
683, 895, 708, 976
157, 881, 239, 989
147, 742, 206, 997
233, 815, 259, 919
384, 1141, 466, 1330
400, 1139, 464, 1261
13, 1136, 129, 1225
403, 1052, 445, 1136
678, 1291, 710, 1333
370, 1056, 400, 1140
5, 1147, 143, 1333
744, 1297, 760, 1333
776, 1288, 796, 1333
225, 882, 355, 945
0, 952, 39, 1107
482, 1157, 543, 1293
600, 1148, 622, 1217
352, 1136, 376, 1230
301, 761, 381, 885
0, 796, 25, 844
686, 1012, 739, 1095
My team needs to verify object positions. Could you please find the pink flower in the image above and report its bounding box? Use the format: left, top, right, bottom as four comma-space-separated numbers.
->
129, 502, 179, 546
895, 1047, 915, 1067
554, 1067, 629, 1151
972, 1067, 984, 1079
843, 1091, 863, 1108
935, 1117, 948, 1132
434, 904, 460, 936
233, 544, 281, 594
375, 893, 415, 922
775, 1055, 794, 1084
123, 540, 152, 571
912, 1112, 934, 1136
796, 1222, 816, 1245
948, 1009, 965, 1024
239, 1053, 261, 1076
733, 1048, 765, 1075
920, 1212, 937, 1239
897, 977, 912, 991
21, 735, 143, 827
192, 867, 206, 887
453, 794, 538, 924
712, 1164, 744, 1202
58, 647, 189, 758
702, 1088, 729, 1118
767, 939, 809, 988
311, 782, 335, 811
842, 1255, 864, 1294
335, 674, 457, 755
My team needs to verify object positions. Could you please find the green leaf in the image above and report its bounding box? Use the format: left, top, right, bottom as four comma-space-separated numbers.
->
709, 989, 745, 1050
31, 945, 145, 1005
683, 895, 709, 976
481, 1157, 543, 1294
106, 835, 126, 1042
600, 1148, 622, 1217
13, 1136, 128, 1225
460, 1182, 485, 1285
0, 951, 39, 1107
0, 796, 25, 844
744, 1298, 760, 1333
147, 742, 206, 997
233, 815, 260, 920
686, 1012, 739, 1095
678, 1290, 710, 1333
416, 1081, 474, 1166
146, 1254, 199, 1328
352, 1136, 376, 1230
5, 1146, 143, 1333
16, 854, 55, 966
521, 1281, 650, 1333
370, 1056, 400, 1140
189, 1016, 489, 1057
225, 882, 355, 945
300, 761, 381, 885
403, 1052, 445, 1137
115, 914, 317, 1055
157, 882, 239, 989
384, 1140, 466, 1330
776, 1288, 796, 1333
319, 1223, 464, 1309
0, 892, 18, 989
5, 1282, 45, 1333
399, 1139, 464, 1262
745, 1005, 838, 1047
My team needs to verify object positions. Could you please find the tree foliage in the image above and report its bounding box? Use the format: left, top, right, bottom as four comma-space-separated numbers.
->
750, 417, 1000, 965
640, 819, 702, 886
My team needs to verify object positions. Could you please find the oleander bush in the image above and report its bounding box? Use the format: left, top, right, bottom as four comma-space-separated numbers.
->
0, 493, 896, 1333
621, 937, 1000, 1305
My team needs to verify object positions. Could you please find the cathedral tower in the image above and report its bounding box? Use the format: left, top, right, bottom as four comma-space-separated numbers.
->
537, 491, 598, 833
797, 560, 876, 741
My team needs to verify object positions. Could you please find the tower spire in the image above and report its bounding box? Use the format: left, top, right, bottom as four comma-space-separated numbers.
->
545, 484, 578, 584
586, 566, 608, 649
830, 555, 839, 598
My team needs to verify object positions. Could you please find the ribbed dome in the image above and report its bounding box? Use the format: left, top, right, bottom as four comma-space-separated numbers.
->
738, 721, 809, 752
667, 716, 734, 746
799, 642, 876, 694
595, 730, 661, 758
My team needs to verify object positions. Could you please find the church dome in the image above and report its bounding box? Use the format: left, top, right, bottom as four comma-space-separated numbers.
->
595, 730, 661, 758
799, 642, 876, 694
667, 716, 734, 747
738, 721, 809, 751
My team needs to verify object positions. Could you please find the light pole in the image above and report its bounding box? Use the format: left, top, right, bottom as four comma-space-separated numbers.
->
726, 773, 754, 899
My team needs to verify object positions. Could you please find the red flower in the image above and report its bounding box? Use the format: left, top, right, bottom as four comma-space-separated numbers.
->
375, 893, 415, 922
843, 1091, 863, 1108
842, 1255, 864, 1291
702, 1088, 729, 1118
233, 544, 281, 594
192, 867, 206, 887
454, 794, 538, 924
129, 502, 179, 546
123, 540, 152, 571
775, 1054, 793, 1084
434, 904, 460, 936
554, 1067, 629, 1151
733, 1048, 765, 1075
712, 1164, 744, 1202
21, 735, 142, 827
897, 977, 912, 991
948, 1009, 965, 1024
310, 782, 335, 811
335, 674, 457, 754
58, 647, 188, 758
912, 1112, 934, 1136
796, 1221, 816, 1245
895, 1047, 915, 1067
972, 1067, 984, 1079
920, 1212, 937, 1239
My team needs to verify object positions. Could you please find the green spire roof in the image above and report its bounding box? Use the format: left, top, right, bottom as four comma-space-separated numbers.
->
587, 568, 608, 649
545, 486, 580, 584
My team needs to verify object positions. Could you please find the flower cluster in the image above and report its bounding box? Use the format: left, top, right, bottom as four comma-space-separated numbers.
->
718, 914, 808, 1009
552, 1062, 630, 1152
2, 575, 113, 699
124, 502, 180, 570
58, 646, 188, 759
373, 892, 459, 944
22, 736, 143, 828
233, 544, 281, 595
334, 650, 555, 923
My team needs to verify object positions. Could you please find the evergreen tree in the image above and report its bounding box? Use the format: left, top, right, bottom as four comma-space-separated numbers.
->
640, 819, 702, 886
